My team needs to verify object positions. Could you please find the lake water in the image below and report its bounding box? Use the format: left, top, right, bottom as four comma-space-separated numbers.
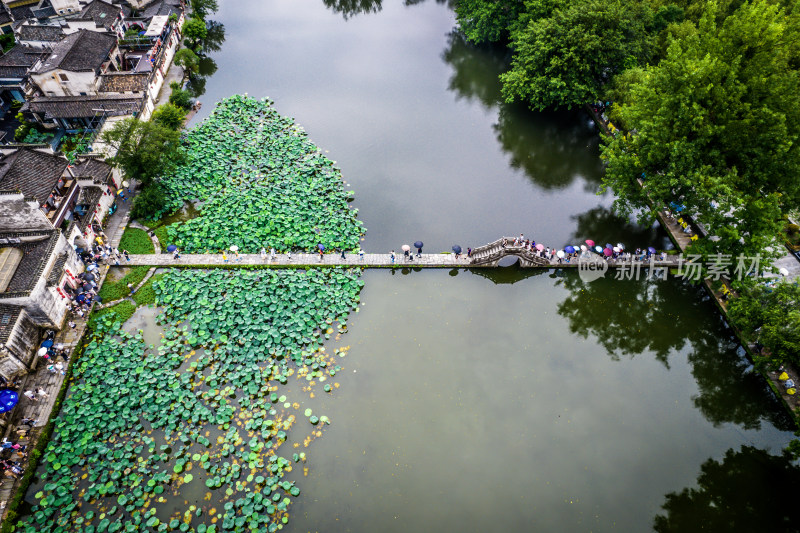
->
187, 1, 795, 531
21, 1, 796, 532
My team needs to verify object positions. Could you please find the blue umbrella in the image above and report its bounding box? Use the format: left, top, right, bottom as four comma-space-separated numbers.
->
564, 246, 575, 254
75, 247, 85, 253
452, 245, 462, 254
0, 390, 18, 413
41, 340, 54, 348
166, 244, 178, 252
414, 241, 423, 249
648, 247, 657, 254
317, 244, 325, 251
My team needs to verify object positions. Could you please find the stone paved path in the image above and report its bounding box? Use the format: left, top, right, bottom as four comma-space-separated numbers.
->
123, 252, 681, 269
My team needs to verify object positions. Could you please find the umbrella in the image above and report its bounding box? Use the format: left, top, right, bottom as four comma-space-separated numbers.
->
117, 189, 124, 195
779, 372, 790, 380
605, 243, 613, 250
603, 248, 613, 257
613, 246, 621, 253
617, 243, 625, 250
648, 247, 657, 254
786, 379, 796, 388
564, 246, 575, 254
556, 250, 565, 258
167, 244, 178, 252
229, 245, 239, 252
75, 247, 85, 253
585, 239, 595, 247
414, 241, 424, 249
401, 245, 411, 252
788, 388, 797, 395
122, 181, 130, 187
317, 244, 325, 251
80, 273, 93, 280
0, 390, 18, 414
41, 340, 53, 348
37, 347, 48, 357
779, 267, 790, 276
595, 246, 603, 253
452, 245, 462, 254
535, 243, 545, 251
86, 264, 97, 271
76, 294, 87, 304
580, 245, 587, 252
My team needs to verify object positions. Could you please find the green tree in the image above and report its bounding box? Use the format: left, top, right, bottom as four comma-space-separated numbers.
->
168, 81, 193, 110
101, 117, 184, 186
151, 103, 186, 130
500, 0, 653, 110
174, 47, 200, 78
454, 0, 530, 44
130, 182, 167, 220
182, 17, 207, 49
727, 279, 800, 367
601, 0, 800, 262
190, 0, 218, 19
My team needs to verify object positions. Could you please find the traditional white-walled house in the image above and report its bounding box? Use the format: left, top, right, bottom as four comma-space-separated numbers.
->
0, 44, 47, 104
0, 304, 40, 379
0, 228, 81, 329
29, 29, 121, 97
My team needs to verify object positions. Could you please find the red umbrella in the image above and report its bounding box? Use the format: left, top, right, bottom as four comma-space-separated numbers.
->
535, 243, 545, 251
585, 239, 595, 247
603, 247, 613, 256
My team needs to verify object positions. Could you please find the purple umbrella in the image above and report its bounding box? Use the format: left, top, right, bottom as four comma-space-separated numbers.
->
648, 247, 657, 254
603, 248, 613, 257
167, 244, 178, 252
318, 244, 325, 251
564, 246, 575, 254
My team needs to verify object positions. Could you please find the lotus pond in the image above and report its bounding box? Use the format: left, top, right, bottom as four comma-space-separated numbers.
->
18, 268, 363, 532
160, 95, 365, 253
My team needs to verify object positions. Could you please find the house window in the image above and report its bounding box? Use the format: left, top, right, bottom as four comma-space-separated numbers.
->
79, 92, 87, 96
59, 73, 68, 81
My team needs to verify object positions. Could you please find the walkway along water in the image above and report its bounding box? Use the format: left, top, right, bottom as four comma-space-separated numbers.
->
123, 237, 680, 269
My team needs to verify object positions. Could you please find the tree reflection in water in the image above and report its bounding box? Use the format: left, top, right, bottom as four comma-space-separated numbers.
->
321, 0, 452, 19
555, 272, 792, 431
186, 21, 225, 98
654, 446, 800, 533
440, 31, 602, 190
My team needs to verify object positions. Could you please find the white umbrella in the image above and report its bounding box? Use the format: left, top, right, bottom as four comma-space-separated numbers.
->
613, 246, 621, 252
616, 243, 625, 250
37, 347, 48, 357
580, 245, 588, 252
556, 250, 565, 258
122, 181, 130, 187
401, 244, 411, 252
779, 267, 790, 276
229, 245, 239, 252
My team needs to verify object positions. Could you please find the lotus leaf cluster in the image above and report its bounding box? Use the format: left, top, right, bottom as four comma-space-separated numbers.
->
18, 268, 363, 532
159, 94, 365, 252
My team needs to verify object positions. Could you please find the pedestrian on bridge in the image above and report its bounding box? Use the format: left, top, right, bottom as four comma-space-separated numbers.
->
467, 247, 472, 258
260, 247, 267, 261
340, 249, 346, 259
390, 250, 396, 263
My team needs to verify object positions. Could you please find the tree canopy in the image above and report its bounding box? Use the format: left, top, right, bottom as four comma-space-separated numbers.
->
101, 117, 184, 186
190, 0, 218, 20
727, 279, 800, 367
151, 103, 187, 131
601, 0, 800, 260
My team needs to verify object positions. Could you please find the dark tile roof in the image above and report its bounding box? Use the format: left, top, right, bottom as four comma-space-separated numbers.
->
73, 157, 112, 183
17, 24, 64, 43
0, 230, 60, 295
0, 304, 22, 344
0, 148, 67, 205
46, 251, 67, 286
141, 0, 182, 19
0, 11, 12, 26
79, 0, 121, 30
73, 186, 102, 232
25, 93, 144, 119
0, 44, 47, 78
33, 29, 116, 73
98, 71, 148, 93
10, 0, 55, 21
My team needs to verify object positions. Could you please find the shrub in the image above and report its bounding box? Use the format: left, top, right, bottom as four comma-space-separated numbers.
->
169, 82, 193, 110
152, 103, 186, 130
131, 182, 167, 221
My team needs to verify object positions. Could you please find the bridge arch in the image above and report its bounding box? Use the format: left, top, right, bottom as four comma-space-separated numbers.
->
468, 238, 550, 268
